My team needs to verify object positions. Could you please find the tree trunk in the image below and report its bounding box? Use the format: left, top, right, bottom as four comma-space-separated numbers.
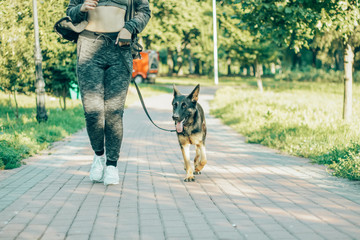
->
188, 57, 193, 74
172, 51, 177, 74
311, 48, 318, 68
176, 55, 184, 76
59, 97, 63, 109
227, 57, 231, 76
243, 66, 248, 76
33, 0, 47, 122
9, 89, 19, 119
249, 65, 254, 76
335, 49, 344, 71
167, 48, 174, 76
291, 51, 302, 70
255, 60, 263, 93
194, 59, 200, 74
270, 63, 276, 74
343, 43, 354, 121
13, 89, 19, 119
62, 87, 67, 111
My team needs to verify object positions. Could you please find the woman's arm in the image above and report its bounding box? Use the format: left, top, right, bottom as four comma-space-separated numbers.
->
66, 0, 88, 23
123, 0, 151, 35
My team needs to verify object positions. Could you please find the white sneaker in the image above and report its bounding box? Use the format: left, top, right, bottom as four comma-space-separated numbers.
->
104, 166, 119, 186
89, 154, 106, 182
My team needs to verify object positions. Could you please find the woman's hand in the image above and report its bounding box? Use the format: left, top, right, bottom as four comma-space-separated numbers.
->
116, 28, 132, 46
80, 0, 99, 12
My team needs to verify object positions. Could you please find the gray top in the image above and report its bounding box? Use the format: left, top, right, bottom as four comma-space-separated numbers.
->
66, 0, 151, 35
97, 0, 128, 10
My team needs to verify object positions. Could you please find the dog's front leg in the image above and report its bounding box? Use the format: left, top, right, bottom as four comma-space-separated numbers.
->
194, 146, 201, 175
181, 144, 195, 182
195, 144, 207, 172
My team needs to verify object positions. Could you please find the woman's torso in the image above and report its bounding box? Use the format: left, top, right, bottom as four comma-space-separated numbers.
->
85, 0, 127, 32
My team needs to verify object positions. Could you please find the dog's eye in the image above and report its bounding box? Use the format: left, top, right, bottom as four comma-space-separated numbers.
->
181, 103, 187, 108
173, 103, 178, 108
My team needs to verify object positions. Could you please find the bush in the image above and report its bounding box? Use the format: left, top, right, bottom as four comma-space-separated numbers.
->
315, 142, 360, 180
0, 139, 30, 169
315, 142, 360, 165
275, 67, 343, 83
330, 152, 360, 180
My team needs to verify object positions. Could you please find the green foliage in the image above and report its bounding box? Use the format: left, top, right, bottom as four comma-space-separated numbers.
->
0, 0, 77, 99
316, 142, 360, 180
316, 141, 360, 165
275, 67, 360, 83
0, 0, 35, 94
210, 80, 360, 181
0, 91, 85, 169
240, 0, 322, 52
276, 67, 343, 83
319, 1, 360, 45
329, 152, 360, 180
220, 1, 280, 68
143, 0, 213, 74
0, 139, 29, 169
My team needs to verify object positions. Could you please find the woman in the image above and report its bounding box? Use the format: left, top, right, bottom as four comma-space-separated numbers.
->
66, 0, 151, 185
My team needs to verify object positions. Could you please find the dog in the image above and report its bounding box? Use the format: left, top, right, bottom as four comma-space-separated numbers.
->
172, 84, 207, 182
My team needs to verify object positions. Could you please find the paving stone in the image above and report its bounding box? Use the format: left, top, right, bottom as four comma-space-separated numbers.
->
0, 87, 359, 240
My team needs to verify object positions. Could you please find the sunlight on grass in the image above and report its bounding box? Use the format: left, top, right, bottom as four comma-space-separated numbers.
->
210, 82, 360, 180
0, 93, 84, 169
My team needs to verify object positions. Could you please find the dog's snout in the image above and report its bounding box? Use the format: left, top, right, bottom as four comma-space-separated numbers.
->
172, 114, 180, 121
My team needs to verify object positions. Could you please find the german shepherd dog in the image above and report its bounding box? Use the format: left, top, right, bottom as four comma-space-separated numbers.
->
172, 84, 207, 182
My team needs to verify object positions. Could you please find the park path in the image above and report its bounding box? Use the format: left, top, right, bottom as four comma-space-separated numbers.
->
0, 85, 360, 240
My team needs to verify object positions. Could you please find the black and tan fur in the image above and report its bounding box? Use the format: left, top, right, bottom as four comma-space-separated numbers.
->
172, 84, 207, 182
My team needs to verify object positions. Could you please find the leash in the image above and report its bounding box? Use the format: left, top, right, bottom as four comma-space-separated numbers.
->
119, 50, 176, 133
133, 81, 176, 133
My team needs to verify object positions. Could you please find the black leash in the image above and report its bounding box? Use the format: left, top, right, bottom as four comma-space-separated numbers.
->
119, 51, 176, 133
133, 81, 176, 133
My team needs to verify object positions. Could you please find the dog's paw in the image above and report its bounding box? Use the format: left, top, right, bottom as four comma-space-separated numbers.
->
195, 165, 205, 172
194, 171, 201, 175
184, 176, 195, 182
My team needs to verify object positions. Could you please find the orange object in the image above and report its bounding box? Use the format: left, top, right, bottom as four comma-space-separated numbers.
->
132, 50, 159, 83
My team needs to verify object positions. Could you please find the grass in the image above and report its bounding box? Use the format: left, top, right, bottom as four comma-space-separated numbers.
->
126, 83, 172, 104
210, 78, 360, 181
0, 93, 85, 170
0, 83, 171, 170
4, 73, 360, 181
156, 75, 251, 86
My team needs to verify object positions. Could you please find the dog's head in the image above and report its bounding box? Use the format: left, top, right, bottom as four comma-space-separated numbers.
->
172, 84, 200, 133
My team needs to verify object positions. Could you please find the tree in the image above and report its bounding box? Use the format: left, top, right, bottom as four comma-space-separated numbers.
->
318, 1, 360, 120
240, 0, 360, 120
39, 0, 77, 110
33, 0, 48, 122
142, 0, 213, 75
0, 0, 35, 118
0, 0, 77, 114
220, 1, 279, 90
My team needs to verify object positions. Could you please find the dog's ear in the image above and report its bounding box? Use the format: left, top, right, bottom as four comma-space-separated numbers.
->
188, 84, 200, 102
173, 84, 181, 97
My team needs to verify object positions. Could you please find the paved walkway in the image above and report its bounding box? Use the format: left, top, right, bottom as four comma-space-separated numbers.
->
1, 85, 360, 240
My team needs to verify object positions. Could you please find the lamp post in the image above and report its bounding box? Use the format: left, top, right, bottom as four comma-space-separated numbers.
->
32, 0, 48, 122
213, 0, 219, 85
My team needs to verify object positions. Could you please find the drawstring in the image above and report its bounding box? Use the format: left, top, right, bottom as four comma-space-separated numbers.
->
93, 33, 114, 46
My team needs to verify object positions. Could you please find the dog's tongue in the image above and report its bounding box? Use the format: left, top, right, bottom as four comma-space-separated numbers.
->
176, 121, 183, 133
